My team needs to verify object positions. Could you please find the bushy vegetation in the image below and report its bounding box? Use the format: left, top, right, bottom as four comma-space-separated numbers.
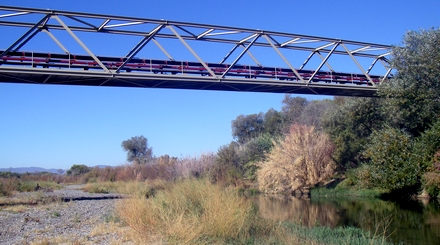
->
360, 126, 422, 191
318, 28, 440, 198
116, 178, 286, 244
257, 124, 335, 195
0, 172, 63, 197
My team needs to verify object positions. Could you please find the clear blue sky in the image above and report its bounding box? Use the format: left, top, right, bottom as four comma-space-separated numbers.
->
0, 0, 439, 170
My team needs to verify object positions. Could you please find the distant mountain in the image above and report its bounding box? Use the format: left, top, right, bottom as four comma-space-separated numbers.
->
0, 165, 112, 174
0, 167, 64, 174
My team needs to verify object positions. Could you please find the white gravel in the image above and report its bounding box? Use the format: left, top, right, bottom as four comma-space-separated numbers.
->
0, 186, 132, 245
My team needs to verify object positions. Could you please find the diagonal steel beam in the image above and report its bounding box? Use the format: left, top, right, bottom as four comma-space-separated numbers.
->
221, 33, 261, 79
14, 19, 48, 51
66, 15, 97, 29
42, 29, 70, 54
152, 38, 174, 61
0, 14, 50, 57
97, 19, 110, 31
167, 25, 217, 77
381, 66, 393, 83
316, 52, 335, 72
175, 25, 197, 38
52, 14, 110, 73
197, 28, 214, 39
220, 43, 240, 64
263, 34, 305, 83
240, 44, 262, 67
0, 11, 30, 18
299, 51, 316, 70
116, 24, 164, 73
307, 42, 339, 83
341, 42, 373, 86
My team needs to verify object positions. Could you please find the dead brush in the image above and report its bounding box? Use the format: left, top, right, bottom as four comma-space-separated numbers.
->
116, 178, 285, 244
257, 124, 336, 195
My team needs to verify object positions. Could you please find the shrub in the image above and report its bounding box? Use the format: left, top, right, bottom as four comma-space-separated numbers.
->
349, 164, 375, 189
116, 178, 280, 244
175, 153, 216, 179
361, 126, 422, 191
0, 177, 19, 196
209, 142, 242, 185
257, 124, 335, 194
238, 134, 274, 181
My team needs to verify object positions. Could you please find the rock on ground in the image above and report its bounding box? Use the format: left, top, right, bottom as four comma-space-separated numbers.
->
0, 186, 133, 245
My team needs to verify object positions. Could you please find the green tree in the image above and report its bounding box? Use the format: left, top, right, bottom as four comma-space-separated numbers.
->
66, 164, 92, 176
263, 108, 284, 137
281, 95, 309, 127
379, 28, 440, 136
231, 113, 265, 144
321, 97, 385, 171
238, 134, 274, 180
209, 142, 241, 185
361, 126, 422, 191
417, 120, 440, 197
298, 99, 333, 130
121, 135, 153, 164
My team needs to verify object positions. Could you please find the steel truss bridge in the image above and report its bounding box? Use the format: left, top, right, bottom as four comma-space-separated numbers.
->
0, 6, 392, 97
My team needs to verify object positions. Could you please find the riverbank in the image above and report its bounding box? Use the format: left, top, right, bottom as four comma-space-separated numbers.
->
0, 181, 396, 245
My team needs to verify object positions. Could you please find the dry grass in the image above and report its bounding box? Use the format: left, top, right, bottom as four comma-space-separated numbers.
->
116, 178, 287, 244
1, 204, 27, 213
0, 191, 62, 207
82, 179, 169, 198
257, 124, 336, 194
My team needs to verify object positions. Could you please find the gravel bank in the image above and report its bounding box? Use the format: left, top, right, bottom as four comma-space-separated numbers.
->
0, 186, 133, 245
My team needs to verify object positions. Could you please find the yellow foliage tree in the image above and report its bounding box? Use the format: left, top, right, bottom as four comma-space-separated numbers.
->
257, 124, 335, 195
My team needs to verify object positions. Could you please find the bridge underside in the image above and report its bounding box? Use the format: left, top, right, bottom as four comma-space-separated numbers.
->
0, 68, 377, 97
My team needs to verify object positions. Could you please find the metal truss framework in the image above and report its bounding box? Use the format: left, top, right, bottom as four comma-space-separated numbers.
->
0, 5, 392, 96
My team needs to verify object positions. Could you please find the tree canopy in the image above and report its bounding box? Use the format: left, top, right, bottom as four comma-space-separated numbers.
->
379, 28, 440, 136
231, 113, 265, 144
121, 135, 153, 164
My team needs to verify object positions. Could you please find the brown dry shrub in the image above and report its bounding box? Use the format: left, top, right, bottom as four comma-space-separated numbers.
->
175, 153, 216, 179
0, 177, 20, 196
115, 178, 278, 244
257, 124, 335, 194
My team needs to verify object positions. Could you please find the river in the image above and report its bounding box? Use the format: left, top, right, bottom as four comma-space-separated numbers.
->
255, 195, 440, 245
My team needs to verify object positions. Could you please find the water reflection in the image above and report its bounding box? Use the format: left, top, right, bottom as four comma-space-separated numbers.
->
254, 195, 440, 245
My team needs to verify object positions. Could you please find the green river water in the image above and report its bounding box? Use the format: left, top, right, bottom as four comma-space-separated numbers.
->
255, 195, 440, 244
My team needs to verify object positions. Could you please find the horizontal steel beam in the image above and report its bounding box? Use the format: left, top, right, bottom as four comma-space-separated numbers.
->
0, 65, 379, 97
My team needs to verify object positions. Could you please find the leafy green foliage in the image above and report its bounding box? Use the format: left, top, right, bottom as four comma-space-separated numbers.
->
209, 142, 242, 185
281, 95, 309, 127
66, 164, 92, 176
379, 28, 440, 136
298, 99, 333, 130
231, 113, 265, 144
321, 97, 385, 171
420, 121, 440, 197
121, 135, 153, 164
263, 108, 284, 137
361, 126, 422, 190
238, 134, 274, 180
